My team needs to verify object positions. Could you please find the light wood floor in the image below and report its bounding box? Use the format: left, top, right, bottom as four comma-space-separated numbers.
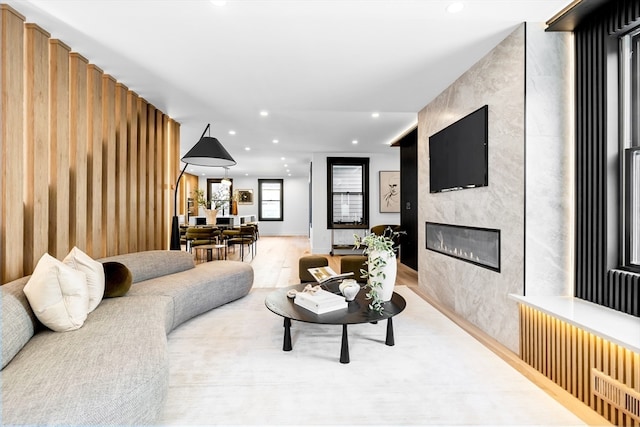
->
210, 235, 418, 288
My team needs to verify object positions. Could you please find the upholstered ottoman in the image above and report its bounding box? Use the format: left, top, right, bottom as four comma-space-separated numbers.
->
340, 255, 367, 283
298, 255, 328, 282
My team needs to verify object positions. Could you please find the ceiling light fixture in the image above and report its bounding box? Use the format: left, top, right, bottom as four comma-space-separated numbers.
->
260, 111, 269, 117
352, 140, 358, 144
371, 112, 380, 118
229, 130, 236, 135
273, 139, 279, 143
221, 167, 232, 186
210, 1, 227, 6
245, 147, 251, 151
170, 123, 235, 250
446, 2, 464, 13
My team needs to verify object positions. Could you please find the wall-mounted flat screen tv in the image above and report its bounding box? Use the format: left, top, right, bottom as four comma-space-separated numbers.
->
429, 105, 488, 193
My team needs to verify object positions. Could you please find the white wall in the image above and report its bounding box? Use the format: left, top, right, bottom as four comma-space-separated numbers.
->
310, 151, 400, 254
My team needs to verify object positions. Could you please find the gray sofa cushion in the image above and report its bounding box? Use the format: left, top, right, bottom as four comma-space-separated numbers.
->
1, 295, 172, 426
99, 250, 195, 284
127, 260, 254, 331
1, 277, 38, 369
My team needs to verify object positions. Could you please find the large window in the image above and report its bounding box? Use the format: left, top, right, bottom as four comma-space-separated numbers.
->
621, 28, 640, 271
258, 179, 283, 221
327, 157, 369, 229
206, 178, 233, 215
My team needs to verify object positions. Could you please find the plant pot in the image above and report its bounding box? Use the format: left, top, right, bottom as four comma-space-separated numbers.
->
368, 250, 397, 301
204, 208, 218, 225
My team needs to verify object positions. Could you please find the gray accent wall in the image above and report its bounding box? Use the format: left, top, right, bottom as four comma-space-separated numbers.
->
418, 23, 573, 352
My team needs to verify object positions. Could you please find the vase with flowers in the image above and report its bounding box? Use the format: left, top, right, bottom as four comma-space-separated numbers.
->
192, 189, 218, 225
354, 226, 404, 313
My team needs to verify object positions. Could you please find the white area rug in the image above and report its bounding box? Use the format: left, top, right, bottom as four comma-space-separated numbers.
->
159, 287, 585, 426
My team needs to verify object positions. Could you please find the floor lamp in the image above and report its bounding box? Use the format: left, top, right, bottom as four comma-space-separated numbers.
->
170, 124, 236, 250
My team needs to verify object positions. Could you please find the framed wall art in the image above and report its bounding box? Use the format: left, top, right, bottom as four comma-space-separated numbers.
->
379, 170, 400, 213
237, 189, 253, 205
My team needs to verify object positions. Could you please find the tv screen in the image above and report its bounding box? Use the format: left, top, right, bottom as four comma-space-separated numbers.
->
429, 105, 488, 193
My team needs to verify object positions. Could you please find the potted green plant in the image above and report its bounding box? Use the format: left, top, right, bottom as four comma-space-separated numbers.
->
192, 189, 218, 225
354, 227, 404, 313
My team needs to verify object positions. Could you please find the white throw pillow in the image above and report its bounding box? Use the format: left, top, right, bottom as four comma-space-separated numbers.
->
23, 253, 89, 332
63, 246, 105, 312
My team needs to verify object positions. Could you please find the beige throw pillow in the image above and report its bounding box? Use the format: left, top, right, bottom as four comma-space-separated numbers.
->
63, 246, 105, 312
23, 253, 89, 332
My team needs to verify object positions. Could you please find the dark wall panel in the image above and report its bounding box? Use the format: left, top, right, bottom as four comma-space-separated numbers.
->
400, 128, 418, 271
574, 1, 640, 317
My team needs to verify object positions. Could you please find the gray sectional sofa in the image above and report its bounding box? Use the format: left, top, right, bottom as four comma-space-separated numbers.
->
1, 250, 254, 426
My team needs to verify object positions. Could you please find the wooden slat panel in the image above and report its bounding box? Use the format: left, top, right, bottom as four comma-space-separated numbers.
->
157, 110, 166, 249
23, 24, 50, 273
1, 3, 183, 279
102, 74, 116, 256
520, 306, 640, 426
146, 105, 156, 250
127, 91, 139, 254
0, 5, 25, 283
171, 120, 181, 218
48, 39, 70, 258
87, 64, 103, 258
115, 83, 128, 254
137, 98, 148, 251
69, 53, 89, 253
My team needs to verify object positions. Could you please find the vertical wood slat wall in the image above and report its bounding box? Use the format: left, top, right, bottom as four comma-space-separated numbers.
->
574, 0, 640, 318
0, 4, 180, 284
520, 305, 640, 426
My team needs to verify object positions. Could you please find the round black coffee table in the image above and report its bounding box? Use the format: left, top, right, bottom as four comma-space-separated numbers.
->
264, 283, 406, 363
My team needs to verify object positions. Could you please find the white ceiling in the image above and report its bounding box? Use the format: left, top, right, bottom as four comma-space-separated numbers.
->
7, 0, 571, 179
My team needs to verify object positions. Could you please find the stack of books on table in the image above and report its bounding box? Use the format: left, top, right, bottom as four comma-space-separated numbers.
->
294, 289, 348, 314
307, 266, 353, 284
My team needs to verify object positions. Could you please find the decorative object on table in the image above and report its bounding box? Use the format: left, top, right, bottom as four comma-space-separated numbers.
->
354, 226, 405, 313
193, 188, 218, 225
293, 285, 348, 314
307, 266, 353, 284
170, 123, 236, 250
236, 189, 253, 205
339, 279, 360, 301
379, 170, 400, 213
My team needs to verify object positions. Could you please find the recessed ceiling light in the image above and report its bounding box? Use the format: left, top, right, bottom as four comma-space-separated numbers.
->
273, 139, 279, 143
260, 111, 269, 117
352, 140, 358, 144
281, 157, 285, 161
284, 164, 288, 167
446, 2, 464, 13
245, 147, 251, 151
229, 130, 236, 135
245, 173, 249, 176
371, 112, 380, 118
210, 1, 227, 6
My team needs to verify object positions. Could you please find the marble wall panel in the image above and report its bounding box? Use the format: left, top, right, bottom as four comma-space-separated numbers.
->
417, 23, 573, 352
419, 25, 526, 352
524, 23, 574, 297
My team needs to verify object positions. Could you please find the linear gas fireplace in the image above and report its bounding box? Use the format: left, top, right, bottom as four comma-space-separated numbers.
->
425, 222, 500, 272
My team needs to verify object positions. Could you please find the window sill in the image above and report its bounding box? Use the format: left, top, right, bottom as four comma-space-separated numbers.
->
509, 294, 640, 353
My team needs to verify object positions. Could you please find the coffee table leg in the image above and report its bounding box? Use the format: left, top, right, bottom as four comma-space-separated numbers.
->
386, 317, 395, 346
283, 318, 292, 351
340, 324, 350, 364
